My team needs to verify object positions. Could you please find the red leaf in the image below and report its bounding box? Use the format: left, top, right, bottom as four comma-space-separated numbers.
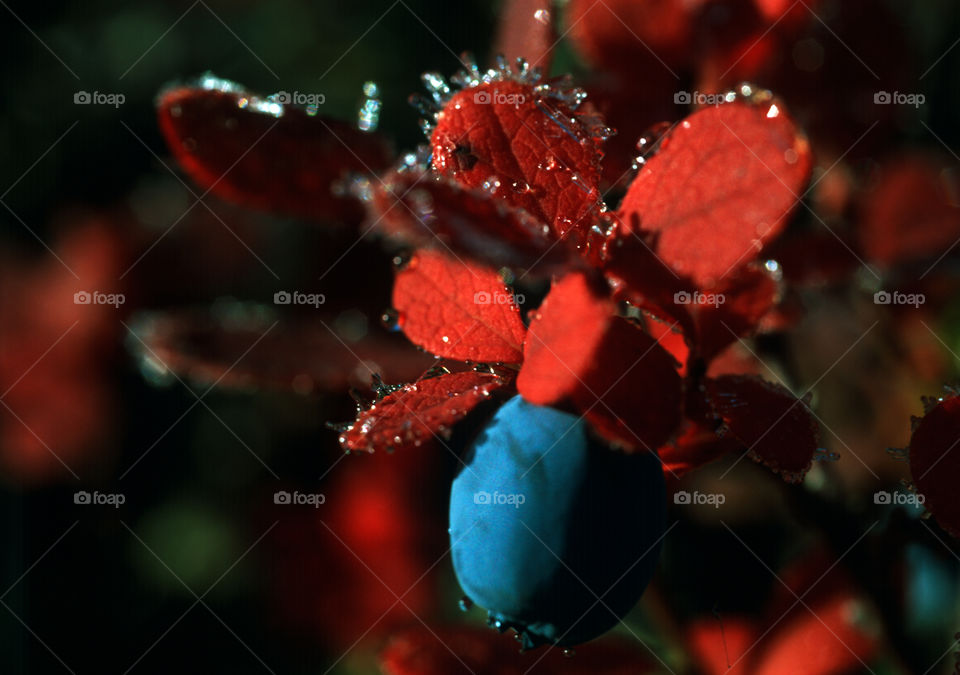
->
858, 154, 960, 268
517, 272, 683, 450
128, 307, 434, 392
688, 617, 756, 675
430, 78, 605, 240
659, 424, 739, 477
705, 375, 821, 482
494, 0, 555, 71
754, 591, 880, 675
566, 0, 695, 73
371, 169, 567, 274
619, 100, 812, 288
694, 261, 782, 362
381, 625, 656, 675
392, 249, 527, 364
157, 77, 393, 225
908, 394, 960, 538
338, 371, 510, 453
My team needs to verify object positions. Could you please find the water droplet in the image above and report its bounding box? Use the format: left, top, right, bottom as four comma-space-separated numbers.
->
482, 176, 501, 194
458, 596, 473, 611
766, 104, 781, 119
534, 8, 550, 24
563, 648, 576, 658
381, 309, 403, 332
358, 81, 382, 132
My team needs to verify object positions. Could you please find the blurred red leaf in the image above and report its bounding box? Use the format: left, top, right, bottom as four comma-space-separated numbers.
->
566, 0, 695, 73
517, 272, 683, 450
381, 624, 656, 674
688, 617, 756, 675
431, 80, 605, 240
338, 370, 510, 453
858, 154, 960, 268
619, 100, 812, 288
392, 249, 527, 364
705, 375, 821, 482
128, 306, 433, 393
157, 77, 393, 225
0, 219, 124, 483
371, 169, 567, 274
909, 394, 960, 538
494, 0, 555, 71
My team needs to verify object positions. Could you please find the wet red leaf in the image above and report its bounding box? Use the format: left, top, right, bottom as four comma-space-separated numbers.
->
430, 80, 605, 240
392, 249, 527, 364
371, 169, 567, 274
619, 100, 812, 288
128, 307, 434, 393
908, 394, 960, 538
157, 77, 393, 225
381, 624, 655, 675
858, 154, 960, 268
705, 375, 821, 482
338, 370, 510, 453
494, 0, 555, 71
517, 272, 683, 450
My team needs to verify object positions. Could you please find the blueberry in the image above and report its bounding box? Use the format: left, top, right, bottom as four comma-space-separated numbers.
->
449, 395, 667, 648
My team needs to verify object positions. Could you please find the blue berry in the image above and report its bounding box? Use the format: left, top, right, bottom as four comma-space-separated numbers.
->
449, 395, 667, 648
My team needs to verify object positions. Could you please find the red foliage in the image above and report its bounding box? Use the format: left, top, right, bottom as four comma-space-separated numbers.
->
494, 0, 555, 71
430, 80, 605, 240
371, 168, 568, 274
339, 370, 511, 453
0, 220, 123, 483
391, 249, 527, 364
858, 154, 960, 268
909, 394, 960, 538
517, 272, 683, 450
619, 100, 812, 288
157, 79, 392, 225
705, 375, 821, 481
